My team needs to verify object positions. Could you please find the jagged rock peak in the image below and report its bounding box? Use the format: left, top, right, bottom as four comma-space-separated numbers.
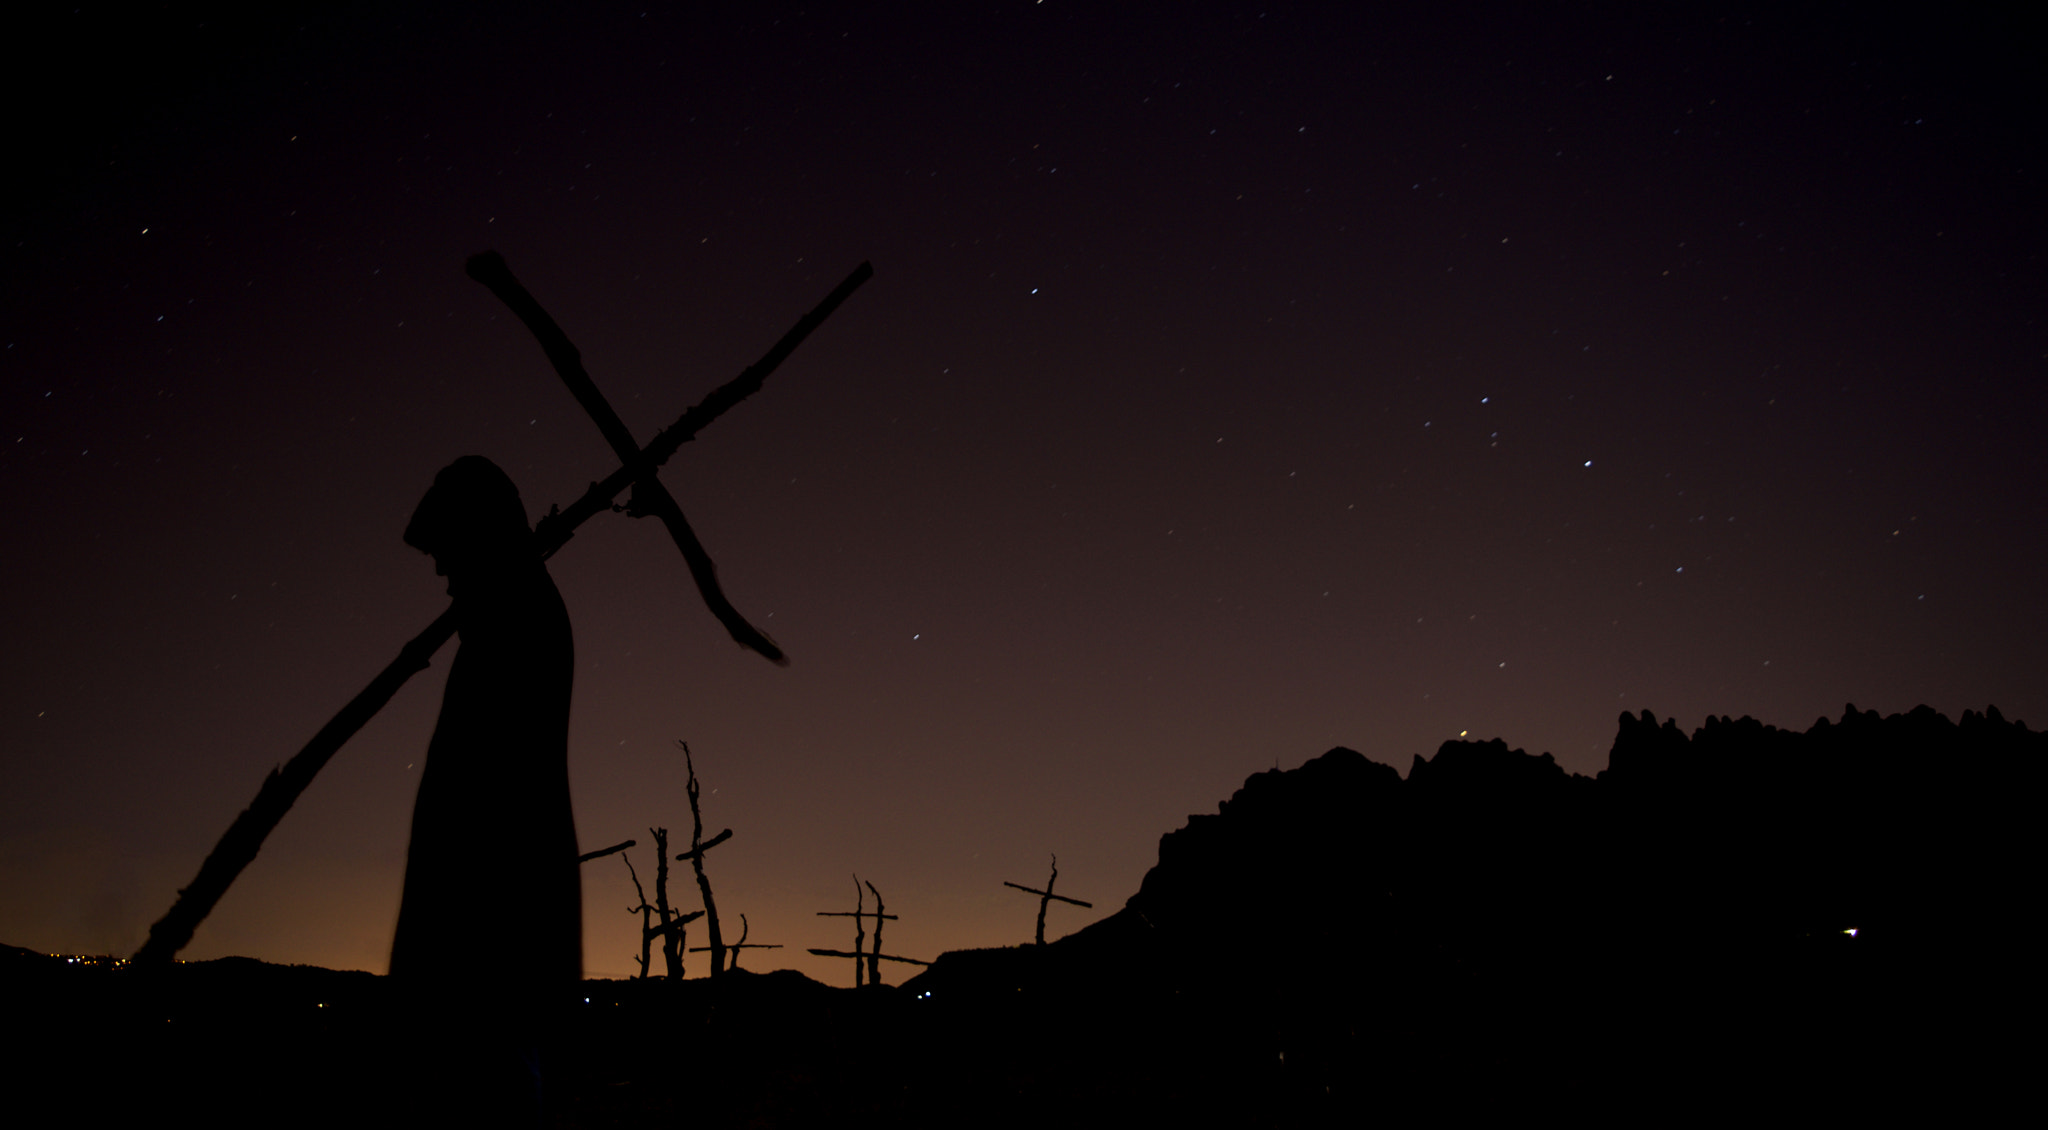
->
1215, 746, 1400, 818
1408, 736, 1583, 792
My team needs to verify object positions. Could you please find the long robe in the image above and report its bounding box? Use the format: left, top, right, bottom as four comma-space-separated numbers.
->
390, 557, 580, 995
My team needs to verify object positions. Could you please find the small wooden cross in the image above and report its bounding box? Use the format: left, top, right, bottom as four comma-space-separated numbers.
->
1003, 854, 1093, 945
691, 913, 782, 972
810, 876, 928, 986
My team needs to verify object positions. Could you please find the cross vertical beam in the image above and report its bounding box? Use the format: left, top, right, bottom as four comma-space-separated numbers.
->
1003, 854, 1094, 945
674, 741, 731, 975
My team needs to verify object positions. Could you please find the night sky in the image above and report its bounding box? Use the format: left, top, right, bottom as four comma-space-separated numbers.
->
5, 2, 2041, 982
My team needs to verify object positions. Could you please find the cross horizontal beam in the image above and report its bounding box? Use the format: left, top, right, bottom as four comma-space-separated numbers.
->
579, 839, 637, 863
1002, 881, 1093, 908
806, 949, 931, 967
529, 260, 874, 562
647, 910, 705, 940
674, 827, 733, 861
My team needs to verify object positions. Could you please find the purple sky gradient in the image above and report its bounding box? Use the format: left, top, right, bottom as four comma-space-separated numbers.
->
4, 2, 2041, 980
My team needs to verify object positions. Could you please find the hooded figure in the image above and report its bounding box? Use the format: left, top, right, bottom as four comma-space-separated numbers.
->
390, 456, 580, 995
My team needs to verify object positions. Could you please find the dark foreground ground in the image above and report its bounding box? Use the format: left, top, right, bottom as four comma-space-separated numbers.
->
14, 708, 2032, 1125
1, 929, 2011, 1128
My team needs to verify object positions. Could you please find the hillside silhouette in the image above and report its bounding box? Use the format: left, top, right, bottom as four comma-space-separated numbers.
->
10, 704, 2032, 1125
906, 703, 2036, 1121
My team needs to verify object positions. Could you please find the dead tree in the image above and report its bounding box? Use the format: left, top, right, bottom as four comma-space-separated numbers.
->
1003, 854, 1093, 945
676, 741, 734, 976
864, 879, 887, 987
653, 909, 705, 978
620, 843, 698, 980
813, 875, 873, 988
614, 743, 742, 979
809, 875, 928, 986
652, 827, 680, 978
644, 827, 711, 980
586, 836, 651, 973
621, 850, 657, 979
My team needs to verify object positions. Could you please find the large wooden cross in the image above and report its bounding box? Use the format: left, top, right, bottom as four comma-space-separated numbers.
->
134, 254, 873, 964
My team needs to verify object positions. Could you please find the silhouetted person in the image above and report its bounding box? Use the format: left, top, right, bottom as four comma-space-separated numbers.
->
389, 456, 578, 1123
